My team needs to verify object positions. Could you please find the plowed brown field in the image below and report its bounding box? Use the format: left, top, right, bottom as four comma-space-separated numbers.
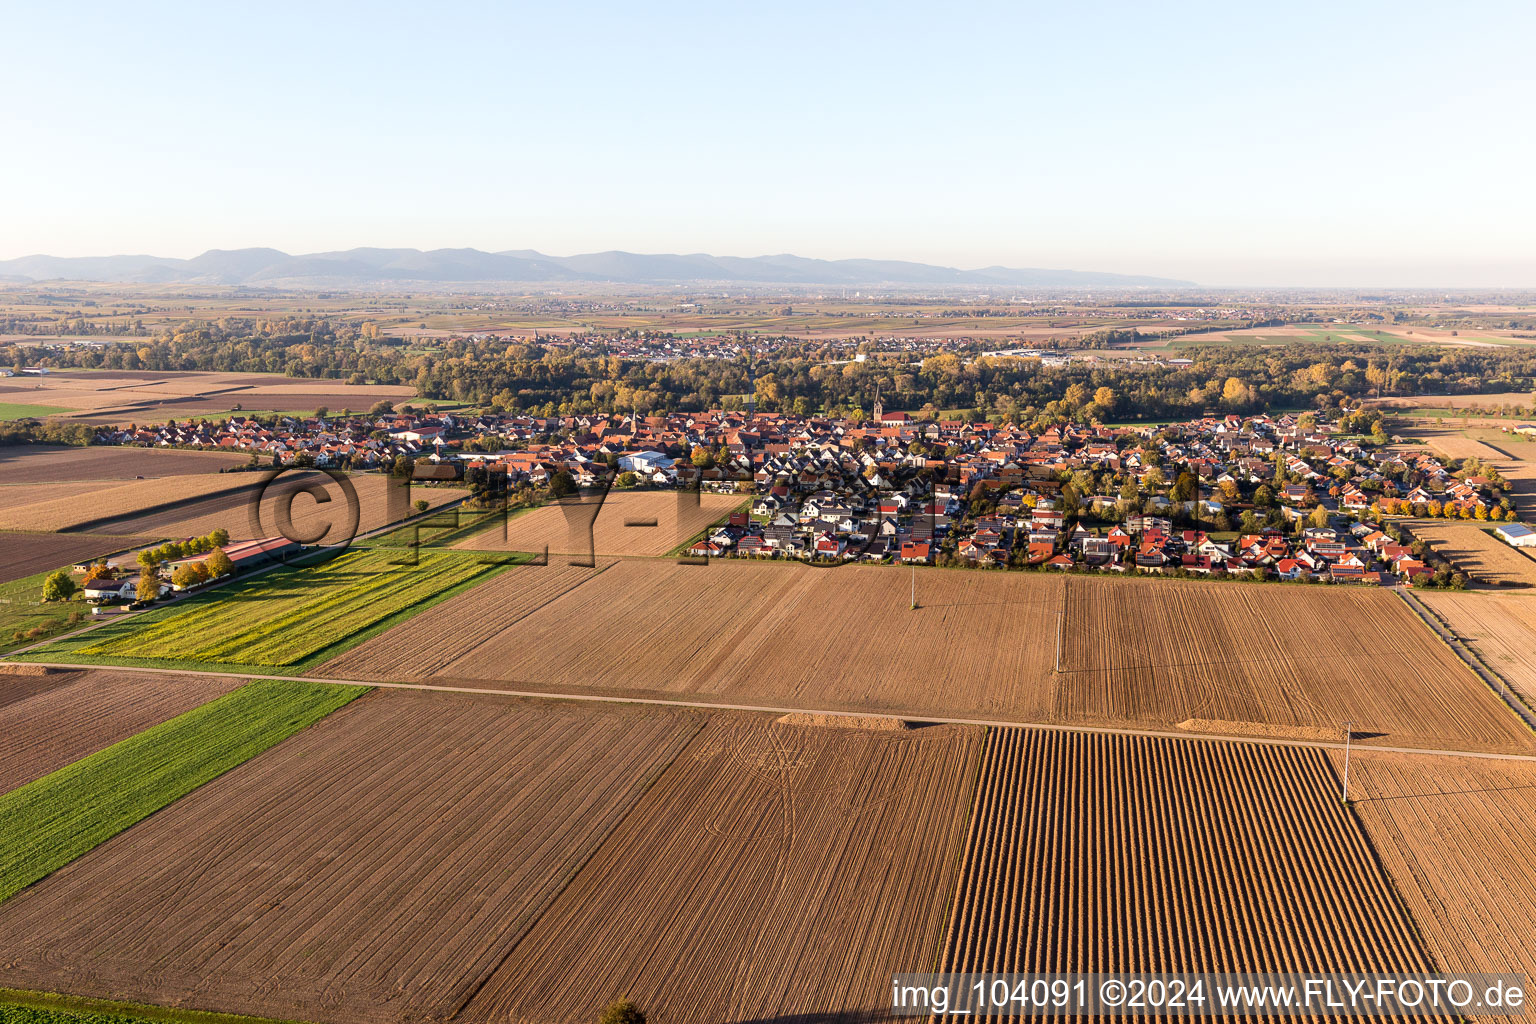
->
0, 474, 252, 532
461, 714, 982, 1024
1407, 519, 1536, 587
323, 561, 1534, 754
454, 490, 743, 557
0, 669, 243, 793
1344, 751, 1536, 1004
1057, 576, 1530, 752
0, 446, 247, 483
0, 531, 148, 584
1416, 590, 1536, 712
938, 729, 1442, 1021
0, 690, 704, 1024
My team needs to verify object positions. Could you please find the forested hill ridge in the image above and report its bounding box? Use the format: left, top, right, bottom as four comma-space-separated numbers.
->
0, 247, 1194, 288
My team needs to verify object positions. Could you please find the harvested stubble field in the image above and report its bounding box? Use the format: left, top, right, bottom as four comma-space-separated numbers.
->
1407, 519, 1536, 587
454, 490, 744, 557
462, 714, 982, 1024
0, 669, 243, 794
75, 549, 495, 667
326, 560, 1535, 754
0, 446, 247, 484
0, 532, 148, 585
1343, 751, 1536, 1000
1417, 591, 1536, 709
938, 729, 1441, 1018
1415, 432, 1510, 462
0, 691, 705, 1024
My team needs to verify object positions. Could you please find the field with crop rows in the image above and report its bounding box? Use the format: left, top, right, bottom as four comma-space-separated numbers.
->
150, 473, 469, 541
1417, 591, 1536, 710
937, 729, 1439, 998
1344, 751, 1536, 997
0, 668, 244, 793
322, 559, 1063, 719
454, 490, 744, 558
74, 549, 495, 667
0, 691, 704, 1024
0, 678, 360, 903
1408, 519, 1536, 587
324, 560, 1532, 754
462, 714, 982, 1024
0, 446, 247, 483
1057, 576, 1531, 752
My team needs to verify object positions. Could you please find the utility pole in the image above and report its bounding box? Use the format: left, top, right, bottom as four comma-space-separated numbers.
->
910, 563, 917, 610
1341, 720, 1355, 803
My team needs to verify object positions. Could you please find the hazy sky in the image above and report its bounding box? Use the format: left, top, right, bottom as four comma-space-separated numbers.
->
4, 1, 1534, 287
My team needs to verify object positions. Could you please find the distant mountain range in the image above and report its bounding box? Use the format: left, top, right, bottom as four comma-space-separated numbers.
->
0, 247, 1194, 288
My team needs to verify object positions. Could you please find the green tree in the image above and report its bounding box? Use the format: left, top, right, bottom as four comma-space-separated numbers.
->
42, 570, 76, 603
548, 470, 577, 498
414, 498, 430, 513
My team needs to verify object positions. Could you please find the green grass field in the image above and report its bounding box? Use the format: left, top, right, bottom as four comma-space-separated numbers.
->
0, 403, 70, 420
0, 989, 309, 1024
0, 679, 363, 904
68, 549, 494, 667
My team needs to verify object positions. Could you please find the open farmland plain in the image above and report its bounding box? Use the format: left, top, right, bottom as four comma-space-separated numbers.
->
462, 714, 982, 1024
320, 560, 1535, 754
1407, 519, 1536, 587
0, 369, 414, 424
0, 668, 243, 793
54, 548, 498, 670
454, 490, 745, 557
937, 730, 1439, 996
1343, 751, 1536, 1001
0, 690, 706, 1024
1417, 591, 1536, 709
